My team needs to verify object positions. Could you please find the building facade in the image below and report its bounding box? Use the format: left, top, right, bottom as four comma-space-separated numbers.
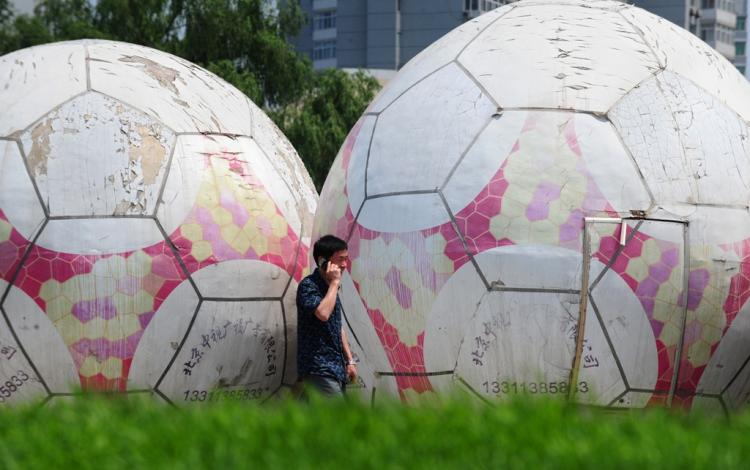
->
291, 0, 509, 70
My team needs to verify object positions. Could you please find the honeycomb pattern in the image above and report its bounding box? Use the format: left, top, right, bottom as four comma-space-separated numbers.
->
170, 150, 306, 282
0, 209, 29, 283
13, 242, 186, 391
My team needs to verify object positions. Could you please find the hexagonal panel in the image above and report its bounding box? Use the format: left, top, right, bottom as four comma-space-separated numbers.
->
620, 6, 750, 121
19, 92, 175, 217
36, 218, 164, 254
458, 4, 660, 113
158, 134, 304, 282
367, 63, 494, 198
156, 300, 284, 404
0, 140, 46, 241
12, 235, 187, 392
88, 41, 253, 135
610, 72, 750, 208
0, 43, 87, 136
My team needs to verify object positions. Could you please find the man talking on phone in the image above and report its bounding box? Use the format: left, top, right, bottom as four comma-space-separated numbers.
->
296, 234, 357, 397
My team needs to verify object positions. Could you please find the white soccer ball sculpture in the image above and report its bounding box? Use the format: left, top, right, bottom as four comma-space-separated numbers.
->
315, 0, 750, 412
0, 40, 316, 405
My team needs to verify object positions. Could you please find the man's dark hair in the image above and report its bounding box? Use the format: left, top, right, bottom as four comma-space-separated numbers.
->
313, 235, 348, 264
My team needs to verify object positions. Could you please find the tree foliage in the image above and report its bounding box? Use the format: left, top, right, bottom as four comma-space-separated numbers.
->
0, 0, 380, 188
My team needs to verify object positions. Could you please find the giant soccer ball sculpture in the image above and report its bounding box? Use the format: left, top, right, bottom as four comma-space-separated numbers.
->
315, 0, 750, 412
0, 41, 316, 405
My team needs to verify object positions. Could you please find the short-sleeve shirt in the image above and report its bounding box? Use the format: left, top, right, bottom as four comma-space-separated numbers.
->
296, 269, 346, 384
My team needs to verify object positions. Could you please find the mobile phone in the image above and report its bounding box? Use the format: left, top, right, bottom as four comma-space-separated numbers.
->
317, 257, 329, 270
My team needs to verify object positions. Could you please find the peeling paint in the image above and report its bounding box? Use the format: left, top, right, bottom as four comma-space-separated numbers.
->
119, 55, 184, 95
128, 125, 166, 185
27, 119, 52, 177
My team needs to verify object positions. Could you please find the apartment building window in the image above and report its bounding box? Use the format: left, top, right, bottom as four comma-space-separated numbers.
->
313, 10, 336, 30
737, 42, 746, 56
313, 40, 336, 60
738, 16, 746, 31
702, 27, 715, 42
702, 0, 715, 8
465, 0, 503, 12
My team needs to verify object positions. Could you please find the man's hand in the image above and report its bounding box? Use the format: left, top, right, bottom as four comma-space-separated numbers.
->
324, 260, 342, 285
346, 363, 357, 383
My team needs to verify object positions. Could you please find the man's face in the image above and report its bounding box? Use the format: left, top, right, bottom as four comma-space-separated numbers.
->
329, 250, 349, 270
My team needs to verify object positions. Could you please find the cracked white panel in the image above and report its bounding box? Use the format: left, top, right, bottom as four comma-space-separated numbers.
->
588, 260, 659, 391
576, 114, 652, 212
19, 93, 174, 217
340, 273, 392, 373
155, 135, 206, 234
696, 300, 750, 396
3, 285, 79, 394
0, 43, 87, 136
345, 116, 376, 216
36, 219, 164, 255
191, 260, 289, 299
249, 101, 317, 246
367, 5, 511, 114
0, 322, 48, 405
88, 41, 252, 135
454, 290, 578, 402
239, 137, 303, 239
356, 193, 448, 233
611, 73, 750, 208
0, 141, 45, 240
443, 112, 527, 215
458, 5, 659, 113
282, 281, 297, 385
719, 359, 750, 411
158, 300, 283, 404
621, 7, 750, 122
368, 63, 494, 196
425, 246, 582, 388
675, 207, 750, 246
128, 280, 199, 390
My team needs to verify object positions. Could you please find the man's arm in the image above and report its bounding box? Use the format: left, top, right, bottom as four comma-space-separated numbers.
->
313, 263, 341, 322
342, 327, 357, 382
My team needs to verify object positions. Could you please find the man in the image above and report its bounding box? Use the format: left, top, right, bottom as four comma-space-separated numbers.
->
296, 234, 357, 397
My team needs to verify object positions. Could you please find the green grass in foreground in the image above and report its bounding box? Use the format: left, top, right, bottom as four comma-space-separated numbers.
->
0, 394, 747, 469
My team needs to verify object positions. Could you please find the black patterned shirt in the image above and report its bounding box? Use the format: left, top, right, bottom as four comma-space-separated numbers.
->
296, 269, 346, 384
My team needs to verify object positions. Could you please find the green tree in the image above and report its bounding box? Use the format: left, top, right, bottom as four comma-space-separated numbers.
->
0, 0, 380, 188
274, 69, 380, 189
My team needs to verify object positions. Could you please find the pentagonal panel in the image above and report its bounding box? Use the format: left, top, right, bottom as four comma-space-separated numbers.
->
458, 4, 659, 113
0, 319, 49, 405
0, 43, 87, 136
88, 41, 252, 135
158, 135, 302, 281
367, 4, 512, 113
36, 219, 164, 254
127, 279, 200, 390
0, 140, 45, 240
157, 300, 284, 404
367, 63, 494, 197
620, 7, 750, 121
2, 286, 79, 393
610, 72, 750, 207
19, 92, 174, 217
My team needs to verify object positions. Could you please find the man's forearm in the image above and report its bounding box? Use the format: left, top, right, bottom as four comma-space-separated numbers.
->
314, 280, 340, 321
